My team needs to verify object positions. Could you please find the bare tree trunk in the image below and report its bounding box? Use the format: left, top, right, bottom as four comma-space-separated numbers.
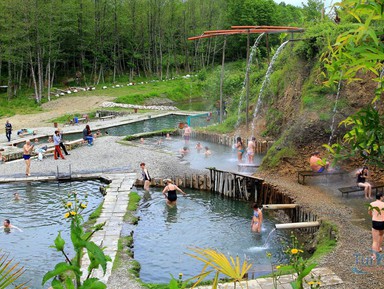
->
7, 59, 12, 101
47, 60, 51, 101
29, 51, 39, 103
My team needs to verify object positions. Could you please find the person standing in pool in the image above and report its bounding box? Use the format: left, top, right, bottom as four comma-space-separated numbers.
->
251, 203, 263, 233
183, 124, 192, 145
162, 179, 186, 206
23, 140, 34, 176
247, 137, 256, 163
235, 137, 245, 163
140, 162, 151, 191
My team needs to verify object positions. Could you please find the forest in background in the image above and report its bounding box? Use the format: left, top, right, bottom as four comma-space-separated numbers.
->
0, 0, 322, 102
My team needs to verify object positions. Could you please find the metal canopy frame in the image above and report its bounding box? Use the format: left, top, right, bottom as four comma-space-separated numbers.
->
188, 25, 305, 129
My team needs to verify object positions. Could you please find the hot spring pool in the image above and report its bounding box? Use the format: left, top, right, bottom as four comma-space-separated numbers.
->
0, 180, 104, 289
133, 187, 289, 284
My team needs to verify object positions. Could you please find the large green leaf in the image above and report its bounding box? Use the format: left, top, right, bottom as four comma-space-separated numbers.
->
52, 231, 65, 252
42, 262, 81, 285
85, 242, 110, 275
78, 278, 107, 289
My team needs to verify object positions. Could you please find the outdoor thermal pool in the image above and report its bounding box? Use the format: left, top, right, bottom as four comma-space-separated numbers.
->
133, 187, 290, 284
0, 180, 104, 289
134, 136, 264, 172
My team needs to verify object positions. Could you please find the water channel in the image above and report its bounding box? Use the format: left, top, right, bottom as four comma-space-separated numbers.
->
0, 180, 104, 289
134, 187, 290, 284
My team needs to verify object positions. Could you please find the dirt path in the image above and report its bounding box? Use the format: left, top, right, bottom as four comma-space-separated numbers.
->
0, 95, 114, 132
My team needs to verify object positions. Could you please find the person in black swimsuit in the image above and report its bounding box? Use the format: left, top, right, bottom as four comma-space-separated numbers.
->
162, 179, 187, 206
140, 162, 151, 191
356, 166, 372, 199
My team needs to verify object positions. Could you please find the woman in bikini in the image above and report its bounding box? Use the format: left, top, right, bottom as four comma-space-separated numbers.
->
251, 203, 263, 233
162, 179, 187, 206
235, 137, 245, 163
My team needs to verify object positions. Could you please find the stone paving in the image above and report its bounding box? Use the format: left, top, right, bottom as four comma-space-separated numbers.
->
80, 172, 137, 283
195, 267, 344, 289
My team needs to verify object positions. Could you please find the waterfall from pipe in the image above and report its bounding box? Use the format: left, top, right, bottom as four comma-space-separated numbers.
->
263, 228, 276, 248
235, 33, 265, 132
251, 40, 289, 133
328, 76, 342, 146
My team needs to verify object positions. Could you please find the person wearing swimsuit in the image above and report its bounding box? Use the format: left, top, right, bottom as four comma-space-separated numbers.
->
251, 203, 263, 233
356, 166, 372, 199
140, 162, 151, 191
236, 137, 245, 163
23, 140, 34, 176
162, 179, 186, 206
368, 192, 384, 260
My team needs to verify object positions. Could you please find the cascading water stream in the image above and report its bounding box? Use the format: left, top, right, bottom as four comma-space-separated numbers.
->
328, 76, 342, 146
263, 228, 276, 248
251, 40, 289, 133
235, 33, 265, 132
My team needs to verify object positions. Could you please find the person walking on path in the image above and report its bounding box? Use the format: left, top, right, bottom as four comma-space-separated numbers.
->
162, 179, 186, 207
53, 130, 65, 160
368, 192, 384, 260
140, 162, 151, 191
5, 120, 12, 142
356, 166, 372, 199
23, 140, 34, 176
59, 130, 70, 155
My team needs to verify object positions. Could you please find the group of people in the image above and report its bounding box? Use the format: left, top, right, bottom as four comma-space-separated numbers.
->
4, 120, 37, 141
140, 162, 187, 207
235, 136, 256, 163
310, 151, 372, 199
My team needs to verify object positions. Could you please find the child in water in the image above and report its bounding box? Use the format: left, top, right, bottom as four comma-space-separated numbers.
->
251, 203, 263, 233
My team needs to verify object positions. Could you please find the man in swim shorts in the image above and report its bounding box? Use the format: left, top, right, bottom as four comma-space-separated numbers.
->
309, 151, 329, 172
368, 192, 384, 260
23, 140, 34, 176
183, 124, 192, 144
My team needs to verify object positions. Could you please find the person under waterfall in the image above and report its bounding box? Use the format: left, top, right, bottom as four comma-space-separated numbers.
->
251, 203, 263, 233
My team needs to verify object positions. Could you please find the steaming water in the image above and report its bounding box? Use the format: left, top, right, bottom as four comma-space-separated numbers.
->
136, 136, 264, 172
134, 188, 289, 283
251, 41, 289, 133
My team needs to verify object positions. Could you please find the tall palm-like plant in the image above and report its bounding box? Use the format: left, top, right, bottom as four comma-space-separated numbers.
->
187, 247, 252, 289
0, 251, 28, 289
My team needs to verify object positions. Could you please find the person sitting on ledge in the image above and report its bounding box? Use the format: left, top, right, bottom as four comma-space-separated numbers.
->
309, 151, 329, 173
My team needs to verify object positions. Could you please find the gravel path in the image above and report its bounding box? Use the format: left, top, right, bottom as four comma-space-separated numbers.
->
260, 173, 384, 289
0, 135, 205, 179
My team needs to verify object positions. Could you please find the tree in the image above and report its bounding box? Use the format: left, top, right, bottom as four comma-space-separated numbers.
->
323, 0, 384, 167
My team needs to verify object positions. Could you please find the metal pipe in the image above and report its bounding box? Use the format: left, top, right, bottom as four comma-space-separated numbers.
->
262, 204, 299, 210
275, 221, 320, 229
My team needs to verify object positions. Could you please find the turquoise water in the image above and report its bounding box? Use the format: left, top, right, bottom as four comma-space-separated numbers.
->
0, 181, 103, 289
134, 188, 289, 284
